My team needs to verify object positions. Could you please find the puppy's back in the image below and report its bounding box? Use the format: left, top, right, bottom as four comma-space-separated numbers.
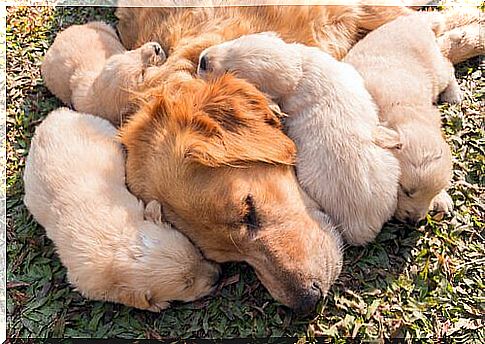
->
41, 22, 125, 105
23, 108, 129, 239
344, 13, 448, 106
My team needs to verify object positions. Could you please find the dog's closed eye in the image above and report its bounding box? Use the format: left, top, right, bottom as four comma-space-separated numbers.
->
242, 194, 261, 232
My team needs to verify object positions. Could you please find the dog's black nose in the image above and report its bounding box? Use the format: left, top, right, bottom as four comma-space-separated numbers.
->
293, 282, 322, 316
199, 54, 208, 72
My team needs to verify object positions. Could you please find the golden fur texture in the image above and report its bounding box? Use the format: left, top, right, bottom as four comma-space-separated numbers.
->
41, 21, 166, 125
115, 0, 419, 90
23, 108, 220, 311
120, 75, 343, 315
198, 32, 402, 246
344, 12, 458, 223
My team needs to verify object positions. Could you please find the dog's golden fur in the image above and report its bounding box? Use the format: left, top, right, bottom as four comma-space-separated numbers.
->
344, 12, 458, 223
41, 21, 166, 125
115, 1, 421, 89
120, 75, 343, 315
23, 108, 220, 311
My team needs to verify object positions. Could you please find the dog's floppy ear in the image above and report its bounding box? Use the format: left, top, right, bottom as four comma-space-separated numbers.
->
373, 125, 402, 150
185, 128, 296, 167
185, 75, 296, 167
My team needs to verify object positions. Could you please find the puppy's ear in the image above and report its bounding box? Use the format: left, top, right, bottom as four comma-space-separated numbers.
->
373, 125, 402, 150
144, 200, 163, 224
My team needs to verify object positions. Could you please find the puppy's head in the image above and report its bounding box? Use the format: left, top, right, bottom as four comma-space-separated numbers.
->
104, 42, 166, 87
197, 32, 303, 100
388, 112, 453, 224
137, 200, 221, 310
92, 42, 167, 122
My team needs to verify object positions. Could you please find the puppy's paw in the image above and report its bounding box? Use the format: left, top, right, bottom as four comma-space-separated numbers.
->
140, 42, 166, 66
144, 200, 164, 224
430, 190, 454, 216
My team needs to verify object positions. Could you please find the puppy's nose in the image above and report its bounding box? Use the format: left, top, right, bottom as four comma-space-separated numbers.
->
198, 54, 209, 73
152, 43, 162, 56
405, 215, 420, 226
294, 282, 322, 316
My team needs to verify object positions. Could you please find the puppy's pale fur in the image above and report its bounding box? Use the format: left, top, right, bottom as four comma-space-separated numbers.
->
198, 33, 402, 246
41, 21, 166, 125
23, 108, 220, 311
344, 12, 458, 223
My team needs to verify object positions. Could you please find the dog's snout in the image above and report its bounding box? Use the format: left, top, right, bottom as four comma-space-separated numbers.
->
293, 283, 322, 316
198, 54, 209, 73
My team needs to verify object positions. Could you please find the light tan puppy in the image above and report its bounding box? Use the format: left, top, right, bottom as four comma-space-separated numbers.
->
344, 12, 460, 224
198, 33, 402, 246
23, 108, 220, 311
41, 21, 166, 125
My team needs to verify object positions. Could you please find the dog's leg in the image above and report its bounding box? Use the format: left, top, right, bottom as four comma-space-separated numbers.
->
429, 189, 454, 215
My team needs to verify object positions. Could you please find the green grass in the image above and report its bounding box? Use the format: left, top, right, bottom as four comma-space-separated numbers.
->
6, 5, 484, 341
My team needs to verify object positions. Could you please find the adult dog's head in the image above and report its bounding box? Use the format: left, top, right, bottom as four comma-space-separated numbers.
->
121, 74, 343, 315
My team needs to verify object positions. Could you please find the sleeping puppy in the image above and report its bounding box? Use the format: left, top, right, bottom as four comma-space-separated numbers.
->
23, 108, 220, 311
344, 12, 460, 224
41, 21, 166, 125
197, 32, 401, 246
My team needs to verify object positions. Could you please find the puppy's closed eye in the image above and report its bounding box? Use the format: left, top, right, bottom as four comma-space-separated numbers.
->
399, 183, 416, 198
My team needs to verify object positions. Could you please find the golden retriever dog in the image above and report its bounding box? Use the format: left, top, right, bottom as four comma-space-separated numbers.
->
23, 108, 221, 311
120, 75, 344, 315
344, 12, 460, 224
197, 32, 402, 246
41, 21, 166, 125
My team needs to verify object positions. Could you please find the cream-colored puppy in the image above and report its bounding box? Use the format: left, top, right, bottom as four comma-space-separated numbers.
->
344, 12, 459, 224
23, 108, 220, 311
41, 21, 166, 125
198, 32, 401, 246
